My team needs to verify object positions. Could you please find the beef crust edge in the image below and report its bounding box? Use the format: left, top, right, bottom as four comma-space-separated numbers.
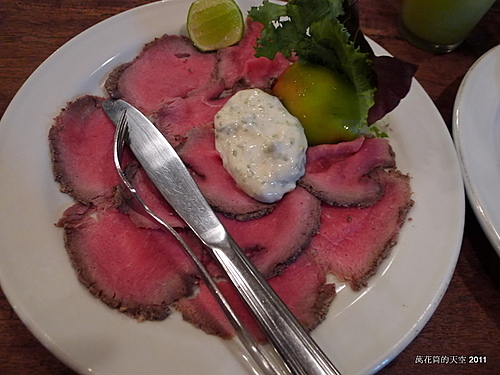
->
48, 95, 103, 205
105, 62, 132, 99
63, 224, 172, 322
350, 171, 414, 291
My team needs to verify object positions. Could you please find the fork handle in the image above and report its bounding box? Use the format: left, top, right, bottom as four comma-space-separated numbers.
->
208, 233, 342, 375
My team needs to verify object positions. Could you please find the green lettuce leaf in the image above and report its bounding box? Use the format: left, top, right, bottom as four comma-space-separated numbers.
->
248, 0, 375, 130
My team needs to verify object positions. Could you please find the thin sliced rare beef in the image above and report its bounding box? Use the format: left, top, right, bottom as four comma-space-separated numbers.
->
176, 252, 335, 342
298, 136, 396, 207
176, 125, 275, 220
49, 95, 120, 206
151, 83, 230, 145
59, 203, 202, 321
216, 19, 293, 91
218, 186, 321, 278
105, 35, 220, 115
49, 15, 415, 337
307, 169, 413, 290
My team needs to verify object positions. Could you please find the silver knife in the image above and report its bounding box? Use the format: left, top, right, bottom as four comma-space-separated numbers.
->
102, 98, 341, 375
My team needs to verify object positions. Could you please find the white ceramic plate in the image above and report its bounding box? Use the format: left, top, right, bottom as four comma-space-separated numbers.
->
453, 44, 500, 256
0, 0, 464, 374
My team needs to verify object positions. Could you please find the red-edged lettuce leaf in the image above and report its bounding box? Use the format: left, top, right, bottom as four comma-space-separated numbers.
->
340, 1, 417, 124
368, 56, 417, 124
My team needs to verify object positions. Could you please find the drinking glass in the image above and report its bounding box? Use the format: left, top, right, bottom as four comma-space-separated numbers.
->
399, 0, 497, 53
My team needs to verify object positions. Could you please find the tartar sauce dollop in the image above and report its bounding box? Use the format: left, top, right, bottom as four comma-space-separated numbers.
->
214, 89, 307, 203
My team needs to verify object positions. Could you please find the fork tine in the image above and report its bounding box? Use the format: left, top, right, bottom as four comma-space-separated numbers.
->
116, 109, 128, 157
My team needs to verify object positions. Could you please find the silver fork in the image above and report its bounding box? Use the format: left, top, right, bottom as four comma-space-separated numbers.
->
113, 113, 288, 375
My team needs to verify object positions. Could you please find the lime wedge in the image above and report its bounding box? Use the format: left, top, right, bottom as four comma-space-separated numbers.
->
187, 0, 244, 52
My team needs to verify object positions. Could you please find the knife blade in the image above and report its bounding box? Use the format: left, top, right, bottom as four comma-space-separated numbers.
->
102, 98, 341, 375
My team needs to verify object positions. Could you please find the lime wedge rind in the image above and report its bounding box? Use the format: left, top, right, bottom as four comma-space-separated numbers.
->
187, 0, 244, 52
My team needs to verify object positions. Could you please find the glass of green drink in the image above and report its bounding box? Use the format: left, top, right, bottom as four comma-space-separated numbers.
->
399, 0, 497, 53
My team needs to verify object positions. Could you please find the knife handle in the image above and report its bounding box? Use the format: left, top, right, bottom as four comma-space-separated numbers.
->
208, 232, 341, 375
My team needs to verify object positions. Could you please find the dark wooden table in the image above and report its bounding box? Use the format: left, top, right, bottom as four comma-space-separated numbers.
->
1, 1, 499, 374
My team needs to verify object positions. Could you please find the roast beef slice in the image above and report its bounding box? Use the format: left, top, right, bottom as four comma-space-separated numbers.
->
59, 203, 202, 321
176, 252, 335, 342
217, 186, 321, 278
216, 19, 293, 91
299, 136, 396, 207
105, 34, 220, 115
151, 83, 229, 145
308, 169, 413, 290
176, 125, 276, 220
49, 95, 121, 206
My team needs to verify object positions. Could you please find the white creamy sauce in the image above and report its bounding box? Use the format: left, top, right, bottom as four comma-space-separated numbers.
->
214, 89, 307, 203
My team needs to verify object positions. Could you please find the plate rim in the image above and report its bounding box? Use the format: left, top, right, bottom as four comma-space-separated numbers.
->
0, 1, 465, 374
453, 43, 500, 256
